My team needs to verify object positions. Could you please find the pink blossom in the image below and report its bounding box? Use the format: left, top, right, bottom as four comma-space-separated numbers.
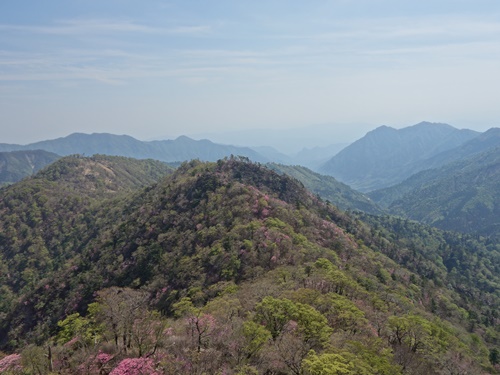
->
0, 353, 22, 373
109, 357, 160, 375
96, 352, 113, 364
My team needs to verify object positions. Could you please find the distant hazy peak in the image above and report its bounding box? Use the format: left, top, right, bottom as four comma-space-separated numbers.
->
366, 125, 396, 134
173, 135, 195, 142
411, 121, 454, 128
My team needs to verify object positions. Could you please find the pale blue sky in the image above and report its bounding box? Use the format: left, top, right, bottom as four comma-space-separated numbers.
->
1, 0, 500, 144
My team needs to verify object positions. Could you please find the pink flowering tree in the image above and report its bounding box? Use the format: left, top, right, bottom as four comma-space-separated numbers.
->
186, 313, 217, 353
109, 357, 160, 375
0, 354, 23, 374
76, 351, 114, 375
172, 297, 218, 353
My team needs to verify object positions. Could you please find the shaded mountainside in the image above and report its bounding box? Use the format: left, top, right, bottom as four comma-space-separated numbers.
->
370, 147, 500, 239
267, 163, 383, 215
0, 133, 270, 163
0, 150, 60, 186
0, 157, 498, 374
320, 122, 479, 192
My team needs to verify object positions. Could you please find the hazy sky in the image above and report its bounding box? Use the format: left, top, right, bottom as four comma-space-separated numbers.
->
1, 0, 500, 144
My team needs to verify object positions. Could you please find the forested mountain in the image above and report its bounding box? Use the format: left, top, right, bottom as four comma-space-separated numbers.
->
0, 150, 60, 186
0, 155, 174, 329
320, 122, 479, 192
0, 133, 270, 163
0, 156, 498, 374
369, 147, 500, 239
267, 163, 383, 214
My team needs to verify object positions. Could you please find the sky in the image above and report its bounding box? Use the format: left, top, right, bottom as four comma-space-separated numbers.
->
1, 0, 500, 145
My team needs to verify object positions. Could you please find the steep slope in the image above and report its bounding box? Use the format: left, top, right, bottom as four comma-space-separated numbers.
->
320, 122, 479, 192
0, 150, 60, 186
267, 163, 383, 214
0, 157, 498, 374
370, 147, 500, 238
0, 133, 270, 163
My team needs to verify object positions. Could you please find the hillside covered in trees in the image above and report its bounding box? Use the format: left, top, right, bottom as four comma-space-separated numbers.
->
370, 147, 500, 239
0, 156, 499, 374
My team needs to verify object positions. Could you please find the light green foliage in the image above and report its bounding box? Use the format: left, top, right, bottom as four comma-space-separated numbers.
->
317, 293, 367, 333
303, 344, 402, 375
286, 287, 367, 334
302, 350, 354, 375
172, 297, 197, 318
242, 320, 272, 358
387, 314, 448, 354
254, 296, 297, 340
254, 296, 332, 346
56, 303, 103, 347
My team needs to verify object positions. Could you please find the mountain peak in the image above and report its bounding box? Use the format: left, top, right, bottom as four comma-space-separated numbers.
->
413, 121, 452, 127
174, 135, 195, 142
320, 122, 479, 191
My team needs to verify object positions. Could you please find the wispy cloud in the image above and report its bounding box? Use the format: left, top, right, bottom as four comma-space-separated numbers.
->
0, 18, 211, 36
1, 13, 500, 87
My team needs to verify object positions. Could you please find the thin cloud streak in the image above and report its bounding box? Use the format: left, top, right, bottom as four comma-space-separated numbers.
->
0, 19, 211, 36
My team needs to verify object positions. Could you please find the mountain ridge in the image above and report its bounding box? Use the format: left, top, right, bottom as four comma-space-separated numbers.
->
320, 122, 480, 192
0, 133, 271, 164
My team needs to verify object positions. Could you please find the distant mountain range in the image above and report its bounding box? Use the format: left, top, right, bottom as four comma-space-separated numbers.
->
320, 122, 480, 192
0, 133, 271, 164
